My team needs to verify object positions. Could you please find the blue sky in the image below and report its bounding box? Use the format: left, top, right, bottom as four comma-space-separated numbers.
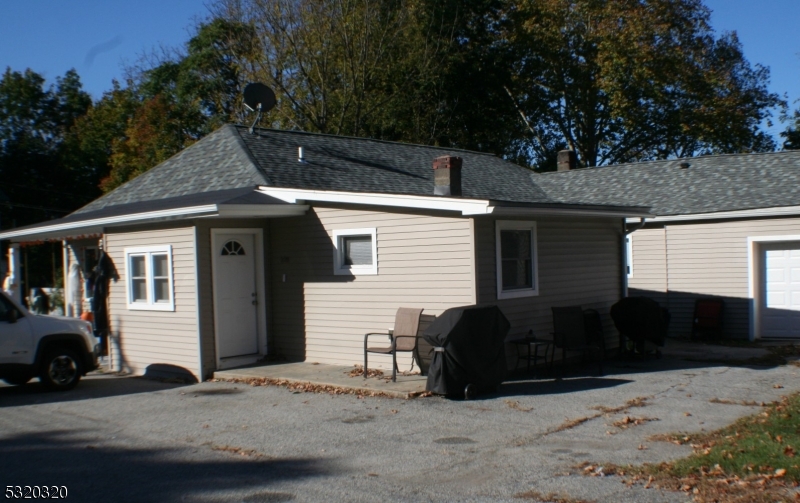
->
1, 0, 798, 143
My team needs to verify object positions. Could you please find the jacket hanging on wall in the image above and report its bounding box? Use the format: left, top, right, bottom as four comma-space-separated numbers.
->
91, 250, 118, 337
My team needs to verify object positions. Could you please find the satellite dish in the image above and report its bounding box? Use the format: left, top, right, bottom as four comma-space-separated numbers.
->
243, 83, 276, 134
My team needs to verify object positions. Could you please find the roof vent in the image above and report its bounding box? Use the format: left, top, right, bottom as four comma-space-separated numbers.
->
679, 161, 691, 169
298, 146, 306, 163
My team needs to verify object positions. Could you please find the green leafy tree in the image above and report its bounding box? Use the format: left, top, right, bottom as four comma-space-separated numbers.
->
0, 68, 95, 289
504, 0, 782, 168
782, 108, 800, 150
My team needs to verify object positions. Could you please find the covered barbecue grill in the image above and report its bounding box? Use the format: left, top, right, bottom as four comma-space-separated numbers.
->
610, 296, 670, 356
422, 305, 510, 399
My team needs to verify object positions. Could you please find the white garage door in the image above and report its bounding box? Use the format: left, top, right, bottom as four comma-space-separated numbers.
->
762, 244, 800, 338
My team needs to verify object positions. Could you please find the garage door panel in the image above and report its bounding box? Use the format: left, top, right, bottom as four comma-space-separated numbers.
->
762, 244, 800, 338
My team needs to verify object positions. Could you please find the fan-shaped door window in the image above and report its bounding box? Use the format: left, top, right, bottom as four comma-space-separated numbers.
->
221, 240, 246, 256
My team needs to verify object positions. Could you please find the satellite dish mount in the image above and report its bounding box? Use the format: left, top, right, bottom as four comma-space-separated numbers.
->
243, 83, 277, 134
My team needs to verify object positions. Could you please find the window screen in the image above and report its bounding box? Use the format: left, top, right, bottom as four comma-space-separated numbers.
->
152, 254, 170, 303
500, 229, 533, 290
130, 255, 147, 302
342, 236, 373, 266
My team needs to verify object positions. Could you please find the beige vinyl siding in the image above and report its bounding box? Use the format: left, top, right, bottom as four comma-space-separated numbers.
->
193, 218, 271, 378
269, 205, 476, 368
106, 225, 201, 379
628, 227, 668, 306
628, 216, 800, 339
474, 216, 622, 362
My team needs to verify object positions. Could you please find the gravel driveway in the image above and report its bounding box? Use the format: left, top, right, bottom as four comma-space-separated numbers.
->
2, 354, 798, 503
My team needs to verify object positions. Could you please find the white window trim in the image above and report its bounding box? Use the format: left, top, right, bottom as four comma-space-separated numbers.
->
496, 220, 539, 299
124, 245, 175, 311
333, 228, 378, 275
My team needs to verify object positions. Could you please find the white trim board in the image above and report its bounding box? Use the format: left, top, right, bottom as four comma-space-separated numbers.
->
627, 205, 800, 224
747, 234, 800, 341
257, 186, 650, 218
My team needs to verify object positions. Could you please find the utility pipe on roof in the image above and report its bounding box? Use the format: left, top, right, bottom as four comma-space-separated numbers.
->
622, 217, 646, 298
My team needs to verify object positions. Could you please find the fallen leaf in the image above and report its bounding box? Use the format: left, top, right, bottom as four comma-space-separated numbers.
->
775, 468, 787, 478
684, 412, 692, 417
774, 384, 784, 389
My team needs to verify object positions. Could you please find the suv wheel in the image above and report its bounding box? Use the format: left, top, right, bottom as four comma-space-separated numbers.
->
2, 374, 32, 386
40, 348, 82, 391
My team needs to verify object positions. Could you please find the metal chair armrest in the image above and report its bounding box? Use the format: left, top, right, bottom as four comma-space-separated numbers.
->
364, 332, 393, 351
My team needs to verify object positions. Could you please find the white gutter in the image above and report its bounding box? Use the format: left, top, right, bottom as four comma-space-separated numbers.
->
626, 205, 800, 224
257, 186, 651, 218
0, 203, 309, 241
258, 187, 494, 215
492, 206, 651, 219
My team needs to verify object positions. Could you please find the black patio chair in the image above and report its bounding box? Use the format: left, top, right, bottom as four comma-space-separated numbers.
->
551, 306, 604, 377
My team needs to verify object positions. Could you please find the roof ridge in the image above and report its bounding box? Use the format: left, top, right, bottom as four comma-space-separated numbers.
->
233, 124, 498, 158
225, 125, 272, 185
538, 149, 800, 175
71, 126, 236, 215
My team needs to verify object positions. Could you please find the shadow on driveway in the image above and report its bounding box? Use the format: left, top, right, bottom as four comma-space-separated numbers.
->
0, 374, 188, 408
0, 429, 330, 503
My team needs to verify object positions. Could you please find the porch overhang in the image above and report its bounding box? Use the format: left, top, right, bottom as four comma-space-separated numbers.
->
0, 188, 309, 243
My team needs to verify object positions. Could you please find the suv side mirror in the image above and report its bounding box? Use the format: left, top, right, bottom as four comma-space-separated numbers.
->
7, 309, 18, 324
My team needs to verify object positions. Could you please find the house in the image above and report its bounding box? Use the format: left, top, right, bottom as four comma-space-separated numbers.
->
535, 151, 800, 341
0, 126, 647, 381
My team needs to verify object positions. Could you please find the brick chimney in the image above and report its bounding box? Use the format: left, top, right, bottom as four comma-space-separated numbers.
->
433, 155, 462, 196
557, 150, 577, 171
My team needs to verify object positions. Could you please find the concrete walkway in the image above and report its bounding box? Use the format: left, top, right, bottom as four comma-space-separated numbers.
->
213, 338, 779, 399
214, 362, 427, 398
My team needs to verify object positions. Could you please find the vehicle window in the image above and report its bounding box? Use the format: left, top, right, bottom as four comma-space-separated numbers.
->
0, 293, 16, 322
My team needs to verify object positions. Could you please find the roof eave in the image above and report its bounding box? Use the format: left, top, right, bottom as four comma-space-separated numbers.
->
626, 204, 800, 224
0, 203, 309, 242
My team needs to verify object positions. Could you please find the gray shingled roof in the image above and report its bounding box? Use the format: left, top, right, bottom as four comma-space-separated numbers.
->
535, 151, 800, 216
77, 124, 557, 215
76, 125, 267, 214
54, 125, 800, 222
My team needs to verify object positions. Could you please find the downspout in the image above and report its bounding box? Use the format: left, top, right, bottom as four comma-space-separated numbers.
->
622, 218, 646, 298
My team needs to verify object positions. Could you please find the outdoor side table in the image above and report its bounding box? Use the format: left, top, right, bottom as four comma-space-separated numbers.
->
508, 335, 553, 377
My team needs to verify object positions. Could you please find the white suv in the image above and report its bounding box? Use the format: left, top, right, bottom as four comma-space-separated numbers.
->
0, 290, 99, 391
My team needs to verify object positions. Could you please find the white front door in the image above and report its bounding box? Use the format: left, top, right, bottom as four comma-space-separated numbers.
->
213, 232, 259, 358
762, 243, 800, 338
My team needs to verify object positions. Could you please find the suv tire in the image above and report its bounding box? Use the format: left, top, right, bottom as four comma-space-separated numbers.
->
2, 375, 32, 386
40, 347, 82, 391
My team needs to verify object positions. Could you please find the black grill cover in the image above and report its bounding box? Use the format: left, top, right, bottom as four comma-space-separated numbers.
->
610, 296, 668, 347
422, 305, 510, 398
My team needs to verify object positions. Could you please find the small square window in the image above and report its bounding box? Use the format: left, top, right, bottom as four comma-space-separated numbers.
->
333, 228, 377, 275
124, 246, 175, 311
496, 221, 538, 299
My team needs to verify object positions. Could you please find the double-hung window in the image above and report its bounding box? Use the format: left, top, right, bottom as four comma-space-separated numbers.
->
333, 228, 378, 275
124, 245, 175, 311
496, 221, 539, 299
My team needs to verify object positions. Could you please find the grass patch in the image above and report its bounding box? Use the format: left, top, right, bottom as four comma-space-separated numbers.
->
665, 394, 800, 481
591, 394, 800, 502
